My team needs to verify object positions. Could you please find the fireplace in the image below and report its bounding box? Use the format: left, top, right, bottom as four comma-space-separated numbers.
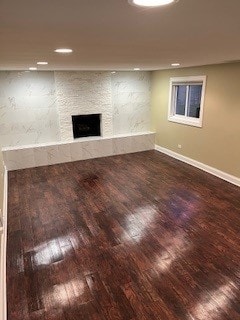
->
72, 114, 101, 138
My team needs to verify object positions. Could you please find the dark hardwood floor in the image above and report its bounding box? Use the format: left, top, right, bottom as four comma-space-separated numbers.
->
7, 150, 240, 320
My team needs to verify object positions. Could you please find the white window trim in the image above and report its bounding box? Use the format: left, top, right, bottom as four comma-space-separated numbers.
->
168, 75, 207, 128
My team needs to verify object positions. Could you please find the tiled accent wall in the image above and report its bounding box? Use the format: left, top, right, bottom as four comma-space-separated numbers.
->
111, 72, 151, 134
2, 132, 155, 171
0, 71, 151, 150
0, 71, 60, 148
55, 72, 113, 141
0, 71, 153, 170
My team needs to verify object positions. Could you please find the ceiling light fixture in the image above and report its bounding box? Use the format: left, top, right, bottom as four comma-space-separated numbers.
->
171, 63, 180, 66
134, 68, 140, 71
54, 48, 73, 53
37, 62, 48, 65
129, 0, 177, 7
111, 71, 116, 74
29, 67, 37, 71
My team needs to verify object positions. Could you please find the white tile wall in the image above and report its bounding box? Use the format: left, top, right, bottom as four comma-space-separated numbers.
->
2, 132, 155, 171
1, 71, 153, 170
0, 71, 60, 148
111, 72, 151, 135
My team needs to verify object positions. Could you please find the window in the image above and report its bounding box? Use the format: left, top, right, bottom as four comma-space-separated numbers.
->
168, 76, 207, 127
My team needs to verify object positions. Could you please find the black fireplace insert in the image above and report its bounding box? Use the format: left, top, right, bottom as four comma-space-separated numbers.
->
72, 114, 101, 138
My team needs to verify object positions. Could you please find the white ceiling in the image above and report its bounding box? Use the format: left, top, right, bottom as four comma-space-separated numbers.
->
0, 0, 240, 71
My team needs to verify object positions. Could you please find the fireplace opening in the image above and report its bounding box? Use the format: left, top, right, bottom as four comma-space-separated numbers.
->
72, 114, 101, 138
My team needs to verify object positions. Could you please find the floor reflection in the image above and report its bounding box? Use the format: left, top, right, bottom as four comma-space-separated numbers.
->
189, 280, 238, 320
125, 204, 158, 239
155, 231, 191, 272
42, 278, 87, 309
33, 235, 75, 267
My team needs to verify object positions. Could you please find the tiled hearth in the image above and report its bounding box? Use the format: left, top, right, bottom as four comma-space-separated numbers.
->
2, 132, 155, 171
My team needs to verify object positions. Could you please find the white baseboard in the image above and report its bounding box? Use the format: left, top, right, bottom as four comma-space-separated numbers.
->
0, 166, 8, 320
155, 145, 240, 187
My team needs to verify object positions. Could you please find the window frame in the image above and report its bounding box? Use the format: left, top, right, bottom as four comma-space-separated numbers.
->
168, 75, 207, 128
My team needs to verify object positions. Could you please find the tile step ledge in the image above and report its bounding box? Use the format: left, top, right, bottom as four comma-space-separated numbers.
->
2, 132, 155, 171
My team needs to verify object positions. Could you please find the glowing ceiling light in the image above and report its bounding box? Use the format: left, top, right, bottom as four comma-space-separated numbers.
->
129, 0, 177, 7
54, 48, 73, 53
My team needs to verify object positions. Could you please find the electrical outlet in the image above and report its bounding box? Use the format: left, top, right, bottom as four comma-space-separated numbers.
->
178, 144, 182, 149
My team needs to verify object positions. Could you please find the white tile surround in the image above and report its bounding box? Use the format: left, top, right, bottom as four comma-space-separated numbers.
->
55, 71, 151, 140
0, 71, 151, 148
0, 71, 153, 170
2, 132, 155, 171
55, 72, 113, 141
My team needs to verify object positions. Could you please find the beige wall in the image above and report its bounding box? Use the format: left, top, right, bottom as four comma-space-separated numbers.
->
151, 63, 240, 178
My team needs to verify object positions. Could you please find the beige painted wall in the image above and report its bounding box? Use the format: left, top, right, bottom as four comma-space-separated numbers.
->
151, 63, 240, 178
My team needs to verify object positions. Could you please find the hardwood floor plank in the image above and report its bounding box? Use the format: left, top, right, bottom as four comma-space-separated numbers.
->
7, 151, 240, 320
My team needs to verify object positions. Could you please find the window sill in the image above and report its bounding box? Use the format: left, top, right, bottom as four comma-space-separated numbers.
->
168, 116, 202, 128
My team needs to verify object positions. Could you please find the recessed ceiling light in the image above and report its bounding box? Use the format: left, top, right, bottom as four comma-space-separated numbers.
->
54, 48, 73, 53
111, 71, 116, 74
171, 63, 180, 66
129, 0, 177, 7
37, 62, 48, 65
29, 67, 37, 71
134, 68, 140, 71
